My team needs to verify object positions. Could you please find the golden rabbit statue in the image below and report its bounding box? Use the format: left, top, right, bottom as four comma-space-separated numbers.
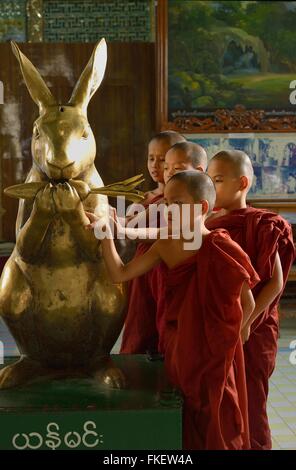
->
0, 39, 138, 389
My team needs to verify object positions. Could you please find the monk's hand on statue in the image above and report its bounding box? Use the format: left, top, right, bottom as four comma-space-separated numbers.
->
33, 183, 56, 219
53, 183, 83, 222
84, 211, 100, 230
84, 210, 114, 241
83, 211, 112, 239
108, 206, 124, 237
109, 206, 117, 219
93, 215, 113, 240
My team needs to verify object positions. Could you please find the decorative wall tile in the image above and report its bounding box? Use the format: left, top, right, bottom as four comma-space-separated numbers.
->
43, 0, 155, 42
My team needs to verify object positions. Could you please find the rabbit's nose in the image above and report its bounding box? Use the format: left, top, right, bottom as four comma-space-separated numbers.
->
47, 161, 75, 171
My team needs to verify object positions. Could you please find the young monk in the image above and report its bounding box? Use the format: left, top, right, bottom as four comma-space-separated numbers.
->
120, 141, 208, 355
88, 171, 259, 450
206, 150, 296, 450
134, 130, 183, 207
120, 131, 186, 355
163, 141, 208, 184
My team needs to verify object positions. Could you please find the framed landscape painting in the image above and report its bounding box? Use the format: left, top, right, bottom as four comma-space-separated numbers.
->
157, 0, 296, 132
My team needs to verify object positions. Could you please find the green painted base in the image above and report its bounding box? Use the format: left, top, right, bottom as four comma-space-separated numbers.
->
0, 355, 182, 450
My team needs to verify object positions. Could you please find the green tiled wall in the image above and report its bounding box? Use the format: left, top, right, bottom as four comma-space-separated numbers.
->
0, 0, 155, 42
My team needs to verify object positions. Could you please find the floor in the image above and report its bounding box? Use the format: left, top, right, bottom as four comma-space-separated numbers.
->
1, 320, 296, 450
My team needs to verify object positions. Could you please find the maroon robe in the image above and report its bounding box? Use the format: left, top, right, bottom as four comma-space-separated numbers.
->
161, 229, 259, 450
120, 194, 163, 354
206, 207, 295, 450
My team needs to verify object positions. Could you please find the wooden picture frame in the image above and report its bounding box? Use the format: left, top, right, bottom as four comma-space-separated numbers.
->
156, 0, 296, 133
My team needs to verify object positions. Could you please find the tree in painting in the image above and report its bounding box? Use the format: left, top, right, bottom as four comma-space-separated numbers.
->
168, 1, 296, 116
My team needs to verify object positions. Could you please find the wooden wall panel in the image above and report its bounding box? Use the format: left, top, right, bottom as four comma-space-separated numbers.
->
0, 42, 156, 241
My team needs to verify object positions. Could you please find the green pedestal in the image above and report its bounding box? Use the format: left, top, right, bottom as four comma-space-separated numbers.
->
0, 355, 182, 450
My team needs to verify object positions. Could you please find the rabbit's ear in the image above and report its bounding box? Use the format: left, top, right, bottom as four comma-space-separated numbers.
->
68, 38, 107, 112
11, 41, 57, 114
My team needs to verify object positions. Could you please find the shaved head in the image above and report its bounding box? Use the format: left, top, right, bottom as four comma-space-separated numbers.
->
168, 141, 208, 171
211, 150, 254, 188
150, 130, 186, 147
168, 170, 216, 212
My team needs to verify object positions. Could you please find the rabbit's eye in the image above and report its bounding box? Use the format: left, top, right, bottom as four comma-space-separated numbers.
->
33, 126, 40, 139
82, 129, 89, 139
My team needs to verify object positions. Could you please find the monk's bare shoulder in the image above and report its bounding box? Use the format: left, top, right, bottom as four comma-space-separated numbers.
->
206, 209, 227, 222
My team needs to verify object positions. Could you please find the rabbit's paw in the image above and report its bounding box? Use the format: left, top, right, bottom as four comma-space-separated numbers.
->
53, 183, 83, 222
34, 184, 56, 218
0, 356, 44, 389
91, 358, 127, 389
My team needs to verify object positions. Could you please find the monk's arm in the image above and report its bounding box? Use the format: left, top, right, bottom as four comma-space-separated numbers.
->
100, 235, 161, 283
246, 251, 283, 328
125, 205, 150, 225
125, 200, 167, 241
119, 226, 160, 243
112, 209, 165, 244
240, 281, 255, 329
85, 209, 163, 246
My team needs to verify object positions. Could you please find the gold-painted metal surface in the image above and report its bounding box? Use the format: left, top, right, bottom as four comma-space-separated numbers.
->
0, 38, 134, 390
4, 174, 145, 202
